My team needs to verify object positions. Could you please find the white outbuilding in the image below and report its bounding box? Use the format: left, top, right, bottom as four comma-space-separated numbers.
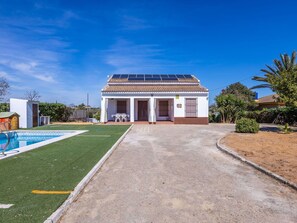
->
10, 98, 39, 128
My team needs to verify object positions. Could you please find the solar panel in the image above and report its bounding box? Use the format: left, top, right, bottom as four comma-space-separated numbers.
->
162, 77, 178, 81
112, 74, 121, 79
116, 74, 193, 81
128, 77, 144, 81
146, 77, 161, 81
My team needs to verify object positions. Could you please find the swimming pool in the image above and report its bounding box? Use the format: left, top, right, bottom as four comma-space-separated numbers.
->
0, 130, 87, 160
0, 132, 64, 152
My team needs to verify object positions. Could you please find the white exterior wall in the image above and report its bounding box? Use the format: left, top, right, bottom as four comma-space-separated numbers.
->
10, 98, 28, 128
197, 95, 209, 117
174, 96, 185, 117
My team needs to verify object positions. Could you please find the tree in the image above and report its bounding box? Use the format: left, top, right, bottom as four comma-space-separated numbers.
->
0, 78, 9, 101
77, 103, 86, 109
222, 82, 256, 103
25, 90, 41, 101
215, 94, 246, 123
251, 51, 297, 107
39, 103, 72, 122
0, 103, 9, 112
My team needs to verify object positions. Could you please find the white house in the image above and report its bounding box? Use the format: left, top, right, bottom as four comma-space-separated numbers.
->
10, 98, 39, 128
100, 74, 209, 124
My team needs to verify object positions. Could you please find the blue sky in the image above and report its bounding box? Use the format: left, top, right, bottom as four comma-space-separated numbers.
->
0, 0, 296, 106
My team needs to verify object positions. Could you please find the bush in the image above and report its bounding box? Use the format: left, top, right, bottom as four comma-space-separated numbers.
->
242, 107, 297, 126
236, 118, 259, 133
273, 107, 297, 125
93, 111, 101, 121
244, 109, 278, 123
39, 103, 72, 122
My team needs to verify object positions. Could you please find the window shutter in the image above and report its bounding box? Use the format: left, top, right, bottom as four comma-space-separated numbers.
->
185, 98, 197, 117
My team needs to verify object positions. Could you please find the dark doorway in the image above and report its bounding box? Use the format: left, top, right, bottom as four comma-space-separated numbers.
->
32, 104, 38, 127
159, 100, 169, 117
138, 101, 148, 121
117, 100, 127, 113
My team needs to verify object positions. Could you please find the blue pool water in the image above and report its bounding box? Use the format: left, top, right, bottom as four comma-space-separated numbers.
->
0, 132, 64, 152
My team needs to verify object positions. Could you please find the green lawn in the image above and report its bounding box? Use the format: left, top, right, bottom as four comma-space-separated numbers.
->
0, 124, 130, 223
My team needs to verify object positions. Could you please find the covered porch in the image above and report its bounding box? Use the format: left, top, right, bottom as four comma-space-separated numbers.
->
101, 97, 174, 123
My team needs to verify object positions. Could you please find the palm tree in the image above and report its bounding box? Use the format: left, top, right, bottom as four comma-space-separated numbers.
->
251, 51, 296, 89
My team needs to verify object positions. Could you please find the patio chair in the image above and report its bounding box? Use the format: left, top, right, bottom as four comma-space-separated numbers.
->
121, 114, 128, 122
114, 114, 121, 122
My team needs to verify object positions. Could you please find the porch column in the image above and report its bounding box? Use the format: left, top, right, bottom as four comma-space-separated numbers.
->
100, 97, 105, 123
130, 98, 134, 122
149, 98, 156, 123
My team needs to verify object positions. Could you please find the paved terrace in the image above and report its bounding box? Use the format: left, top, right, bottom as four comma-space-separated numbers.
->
61, 124, 297, 223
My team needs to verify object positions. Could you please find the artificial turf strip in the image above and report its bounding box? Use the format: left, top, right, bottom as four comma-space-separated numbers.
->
0, 125, 130, 223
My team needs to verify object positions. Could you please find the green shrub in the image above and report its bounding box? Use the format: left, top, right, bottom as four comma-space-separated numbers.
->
274, 107, 297, 125
236, 118, 259, 133
39, 103, 72, 122
241, 107, 297, 126
93, 111, 101, 121
279, 123, 293, 134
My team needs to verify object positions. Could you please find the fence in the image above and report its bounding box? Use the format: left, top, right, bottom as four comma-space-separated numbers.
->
69, 109, 88, 121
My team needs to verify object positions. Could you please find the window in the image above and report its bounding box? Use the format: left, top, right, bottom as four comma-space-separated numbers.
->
185, 98, 197, 117
117, 100, 127, 113
159, 101, 169, 116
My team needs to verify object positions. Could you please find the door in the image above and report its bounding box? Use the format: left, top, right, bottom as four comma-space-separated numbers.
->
32, 104, 38, 127
138, 101, 148, 121
117, 100, 127, 113
159, 100, 169, 117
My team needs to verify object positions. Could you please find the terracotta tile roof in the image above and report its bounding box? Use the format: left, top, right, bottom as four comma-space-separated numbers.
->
257, 94, 280, 103
102, 85, 208, 92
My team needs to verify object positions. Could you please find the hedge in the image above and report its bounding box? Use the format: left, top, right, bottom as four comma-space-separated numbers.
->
243, 107, 297, 125
236, 118, 259, 133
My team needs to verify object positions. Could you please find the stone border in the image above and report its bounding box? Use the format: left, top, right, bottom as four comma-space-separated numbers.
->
44, 124, 134, 223
216, 136, 297, 191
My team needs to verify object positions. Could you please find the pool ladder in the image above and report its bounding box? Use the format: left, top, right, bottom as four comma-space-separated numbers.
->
0, 131, 11, 156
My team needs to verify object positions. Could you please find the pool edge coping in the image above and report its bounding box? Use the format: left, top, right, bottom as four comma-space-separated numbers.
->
44, 124, 134, 223
0, 130, 88, 160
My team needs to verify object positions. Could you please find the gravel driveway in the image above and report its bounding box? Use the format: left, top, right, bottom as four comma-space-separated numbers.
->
60, 124, 297, 223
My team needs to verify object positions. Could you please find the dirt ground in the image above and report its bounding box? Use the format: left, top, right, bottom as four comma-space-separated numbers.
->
222, 131, 297, 185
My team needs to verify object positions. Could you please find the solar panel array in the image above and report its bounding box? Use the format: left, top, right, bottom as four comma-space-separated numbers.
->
111, 74, 193, 81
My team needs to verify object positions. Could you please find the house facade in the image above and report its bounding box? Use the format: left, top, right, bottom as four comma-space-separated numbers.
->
100, 74, 209, 124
